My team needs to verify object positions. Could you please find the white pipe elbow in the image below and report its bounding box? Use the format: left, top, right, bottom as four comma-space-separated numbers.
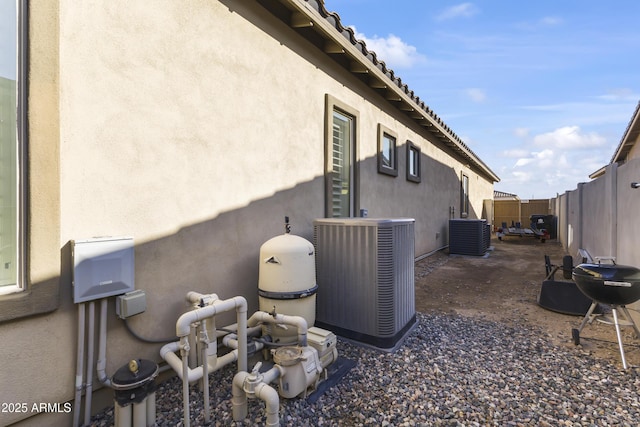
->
185, 291, 218, 306
255, 382, 280, 427
175, 296, 248, 337
232, 372, 249, 421
160, 341, 204, 383
231, 369, 281, 426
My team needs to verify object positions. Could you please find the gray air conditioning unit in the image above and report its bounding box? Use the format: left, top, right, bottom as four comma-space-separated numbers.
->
313, 218, 416, 350
449, 219, 488, 256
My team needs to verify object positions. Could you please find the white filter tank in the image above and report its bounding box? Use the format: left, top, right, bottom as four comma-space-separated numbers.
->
258, 233, 317, 344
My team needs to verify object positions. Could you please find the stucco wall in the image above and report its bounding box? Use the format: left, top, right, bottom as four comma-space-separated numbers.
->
615, 159, 640, 266
580, 168, 615, 259
553, 159, 640, 335
0, 1, 496, 424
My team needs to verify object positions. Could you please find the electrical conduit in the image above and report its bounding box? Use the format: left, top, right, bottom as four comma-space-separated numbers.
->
84, 301, 95, 426
73, 303, 85, 427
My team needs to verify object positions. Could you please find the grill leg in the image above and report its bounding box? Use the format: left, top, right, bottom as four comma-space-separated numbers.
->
577, 302, 598, 333
620, 306, 640, 339
612, 308, 629, 370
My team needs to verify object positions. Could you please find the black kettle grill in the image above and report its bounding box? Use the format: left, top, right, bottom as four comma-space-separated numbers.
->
572, 262, 640, 369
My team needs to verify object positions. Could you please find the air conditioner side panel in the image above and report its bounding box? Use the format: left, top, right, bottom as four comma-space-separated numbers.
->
315, 223, 378, 336
314, 218, 416, 349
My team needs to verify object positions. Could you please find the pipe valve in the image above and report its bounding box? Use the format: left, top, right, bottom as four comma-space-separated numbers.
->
243, 362, 264, 395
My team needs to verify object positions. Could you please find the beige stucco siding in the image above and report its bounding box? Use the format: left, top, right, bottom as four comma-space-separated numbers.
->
0, 1, 495, 425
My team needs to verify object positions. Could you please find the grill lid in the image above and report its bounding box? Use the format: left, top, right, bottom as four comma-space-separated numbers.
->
573, 263, 640, 283
572, 263, 640, 305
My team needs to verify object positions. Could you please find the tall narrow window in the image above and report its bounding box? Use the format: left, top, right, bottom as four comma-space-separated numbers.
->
331, 110, 353, 217
325, 95, 358, 218
461, 173, 469, 218
0, 0, 19, 294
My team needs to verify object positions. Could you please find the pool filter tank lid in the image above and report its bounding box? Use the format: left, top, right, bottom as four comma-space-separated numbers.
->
258, 233, 317, 298
111, 359, 159, 406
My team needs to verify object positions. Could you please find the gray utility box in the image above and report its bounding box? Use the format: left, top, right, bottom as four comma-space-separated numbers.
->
313, 218, 416, 350
72, 237, 135, 303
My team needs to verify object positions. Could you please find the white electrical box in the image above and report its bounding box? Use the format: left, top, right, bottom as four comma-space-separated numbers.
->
116, 290, 147, 319
72, 237, 135, 303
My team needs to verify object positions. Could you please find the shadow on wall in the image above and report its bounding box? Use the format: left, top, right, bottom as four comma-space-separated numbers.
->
52, 146, 473, 351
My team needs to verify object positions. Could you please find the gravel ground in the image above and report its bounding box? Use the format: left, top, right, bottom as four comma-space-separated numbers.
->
90, 311, 640, 426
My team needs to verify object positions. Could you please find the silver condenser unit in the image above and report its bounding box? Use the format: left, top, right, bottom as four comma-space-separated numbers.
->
313, 218, 416, 350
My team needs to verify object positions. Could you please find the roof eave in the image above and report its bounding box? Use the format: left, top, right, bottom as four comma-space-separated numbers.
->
265, 0, 500, 183
610, 100, 640, 164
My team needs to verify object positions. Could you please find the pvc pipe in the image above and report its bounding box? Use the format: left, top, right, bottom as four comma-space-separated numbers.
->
146, 392, 156, 427
175, 296, 247, 338
133, 399, 146, 427
115, 403, 132, 427
231, 366, 282, 426
97, 299, 112, 387
260, 365, 282, 385
248, 311, 308, 347
180, 337, 191, 427
84, 301, 95, 425
169, 295, 248, 427
161, 342, 201, 382
73, 303, 85, 427
206, 317, 217, 358
160, 341, 240, 382
186, 291, 219, 306
213, 323, 262, 339
255, 382, 280, 427
231, 371, 249, 421
237, 301, 248, 373
201, 326, 210, 424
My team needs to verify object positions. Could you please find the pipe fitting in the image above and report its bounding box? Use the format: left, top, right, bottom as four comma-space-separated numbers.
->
232, 372, 250, 421
232, 366, 281, 426
248, 311, 308, 347
176, 296, 247, 338
185, 291, 218, 306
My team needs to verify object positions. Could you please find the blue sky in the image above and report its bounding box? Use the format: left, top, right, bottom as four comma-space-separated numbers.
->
0, 0, 16, 79
323, 0, 640, 199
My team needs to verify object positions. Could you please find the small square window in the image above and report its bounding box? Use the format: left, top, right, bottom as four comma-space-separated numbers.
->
377, 124, 398, 176
406, 141, 421, 183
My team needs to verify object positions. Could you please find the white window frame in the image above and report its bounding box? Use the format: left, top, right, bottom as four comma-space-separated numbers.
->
461, 173, 469, 218
0, 0, 23, 296
325, 95, 359, 217
406, 140, 421, 183
377, 124, 398, 177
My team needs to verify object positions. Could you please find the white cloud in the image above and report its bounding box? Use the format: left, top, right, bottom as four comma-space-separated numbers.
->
465, 88, 486, 103
540, 16, 563, 26
352, 27, 426, 69
514, 128, 529, 138
514, 158, 533, 167
514, 15, 564, 31
595, 88, 637, 102
496, 125, 612, 198
502, 148, 530, 158
532, 126, 606, 149
436, 3, 479, 21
